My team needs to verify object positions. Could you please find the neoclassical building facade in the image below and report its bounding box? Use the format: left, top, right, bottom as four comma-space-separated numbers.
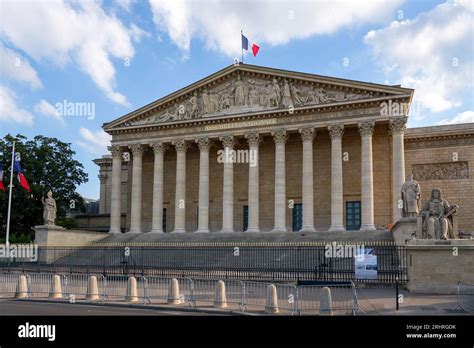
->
93, 64, 474, 234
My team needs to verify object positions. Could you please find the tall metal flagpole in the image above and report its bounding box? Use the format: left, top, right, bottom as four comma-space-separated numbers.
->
241, 30, 244, 64
5, 141, 15, 252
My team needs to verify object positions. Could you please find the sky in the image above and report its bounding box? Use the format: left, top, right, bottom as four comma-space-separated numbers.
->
0, 0, 473, 200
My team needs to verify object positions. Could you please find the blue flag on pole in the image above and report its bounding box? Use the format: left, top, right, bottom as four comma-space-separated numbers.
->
241, 33, 248, 50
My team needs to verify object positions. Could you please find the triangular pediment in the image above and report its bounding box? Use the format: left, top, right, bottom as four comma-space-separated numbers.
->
104, 64, 413, 131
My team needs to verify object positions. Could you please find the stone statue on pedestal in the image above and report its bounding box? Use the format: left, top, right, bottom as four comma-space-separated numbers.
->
420, 188, 459, 240
401, 173, 421, 218
42, 191, 57, 226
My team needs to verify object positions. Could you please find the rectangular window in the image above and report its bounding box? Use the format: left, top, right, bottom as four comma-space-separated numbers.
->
292, 203, 303, 232
162, 208, 167, 233
243, 205, 248, 232
346, 201, 361, 231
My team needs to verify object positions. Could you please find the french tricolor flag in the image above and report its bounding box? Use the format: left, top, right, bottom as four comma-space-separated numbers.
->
241, 32, 260, 57
0, 162, 5, 192
13, 152, 31, 192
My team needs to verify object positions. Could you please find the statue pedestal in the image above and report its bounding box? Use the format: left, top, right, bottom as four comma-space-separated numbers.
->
34, 225, 107, 264
391, 218, 417, 245
406, 239, 474, 294
34, 224, 66, 245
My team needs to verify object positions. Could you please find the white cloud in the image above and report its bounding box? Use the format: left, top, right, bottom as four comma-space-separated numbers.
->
129, 23, 151, 43
0, 44, 42, 89
0, 85, 34, 126
77, 127, 112, 155
115, 0, 136, 12
149, 0, 403, 57
34, 99, 64, 125
0, 0, 143, 106
364, 0, 473, 113
437, 110, 474, 125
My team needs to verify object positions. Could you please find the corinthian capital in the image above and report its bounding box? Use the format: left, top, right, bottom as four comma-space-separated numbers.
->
172, 139, 188, 152
150, 142, 168, 154
129, 144, 145, 156
299, 127, 315, 142
358, 121, 375, 138
220, 135, 236, 149
328, 124, 344, 139
272, 129, 287, 144
109, 145, 122, 159
245, 132, 261, 147
389, 117, 408, 135
196, 137, 212, 151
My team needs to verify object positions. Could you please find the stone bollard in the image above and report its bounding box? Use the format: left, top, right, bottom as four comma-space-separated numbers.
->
49, 275, 63, 299
319, 286, 334, 316
86, 276, 100, 301
214, 280, 227, 309
15, 275, 28, 299
265, 284, 279, 314
167, 278, 180, 304
125, 276, 138, 303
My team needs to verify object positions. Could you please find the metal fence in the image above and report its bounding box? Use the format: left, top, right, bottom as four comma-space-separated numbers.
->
0, 272, 358, 315
456, 281, 474, 312
0, 242, 407, 284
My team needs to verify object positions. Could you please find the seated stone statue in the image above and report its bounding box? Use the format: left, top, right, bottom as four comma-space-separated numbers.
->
419, 188, 459, 240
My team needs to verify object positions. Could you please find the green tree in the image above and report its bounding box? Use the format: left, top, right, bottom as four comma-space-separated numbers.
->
0, 134, 88, 241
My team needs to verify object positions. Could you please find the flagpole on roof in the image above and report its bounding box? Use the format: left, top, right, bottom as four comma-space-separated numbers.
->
241, 30, 243, 64
5, 141, 15, 252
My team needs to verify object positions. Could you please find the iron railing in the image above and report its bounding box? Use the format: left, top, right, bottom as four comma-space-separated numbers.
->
0, 242, 407, 283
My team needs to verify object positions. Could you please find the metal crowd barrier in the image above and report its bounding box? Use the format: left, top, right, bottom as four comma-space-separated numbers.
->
457, 281, 474, 312
0, 272, 20, 296
1, 272, 359, 315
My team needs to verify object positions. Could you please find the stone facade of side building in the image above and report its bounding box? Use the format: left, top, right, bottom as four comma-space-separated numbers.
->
91, 64, 474, 234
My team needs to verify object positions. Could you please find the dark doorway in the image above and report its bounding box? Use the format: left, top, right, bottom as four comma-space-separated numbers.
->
346, 201, 361, 230
292, 203, 303, 231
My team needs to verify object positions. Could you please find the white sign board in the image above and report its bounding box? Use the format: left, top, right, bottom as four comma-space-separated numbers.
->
355, 247, 378, 280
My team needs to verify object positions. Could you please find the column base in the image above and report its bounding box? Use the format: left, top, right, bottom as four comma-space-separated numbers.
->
359, 224, 376, 231
271, 227, 287, 233
126, 229, 141, 234
108, 228, 121, 234
219, 228, 234, 233
328, 225, 346, 232
245, 228, 260, 233
300, 226, 316, 233
171, 228, 186, 233
195, 228, 210, 233
149, 229, 164, 233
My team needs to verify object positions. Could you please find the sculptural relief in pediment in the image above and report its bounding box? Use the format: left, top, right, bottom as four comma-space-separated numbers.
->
126, 74, 380, 126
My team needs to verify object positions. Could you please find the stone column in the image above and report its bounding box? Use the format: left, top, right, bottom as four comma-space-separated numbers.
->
358, 121, 376, 231
128, 144, 144, 233
299, 127, 316, 232
328, 124, 345, 232
271, 129, 287, 233
172, 140, 187, 233
150, 142, 167, 233
196, 138, 211, 233
245, 132, 260, 233
220, 135, 235, 233
389, 117, 408, 223
98, 173, 107, 214
109, 146, 122, 234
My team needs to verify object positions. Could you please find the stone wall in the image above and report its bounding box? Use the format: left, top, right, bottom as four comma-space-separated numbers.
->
404, 126, 474, 233
406, 241, 474, 294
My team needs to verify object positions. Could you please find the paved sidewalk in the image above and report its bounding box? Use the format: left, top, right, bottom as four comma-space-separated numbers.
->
355, 288, 473, 315
5, 288, 473, 316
